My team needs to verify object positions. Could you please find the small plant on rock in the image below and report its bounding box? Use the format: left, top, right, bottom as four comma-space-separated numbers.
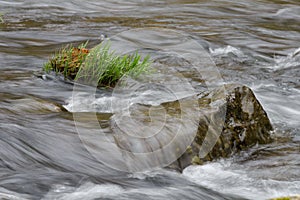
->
43, 41, 151, 87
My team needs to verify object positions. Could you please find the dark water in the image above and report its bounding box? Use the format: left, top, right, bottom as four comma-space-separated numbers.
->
0, 0, 299, 199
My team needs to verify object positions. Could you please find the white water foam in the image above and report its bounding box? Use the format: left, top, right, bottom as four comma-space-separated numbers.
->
63, 85, 196, 113
183, 160, 300, 200
63, 93, 115, 113
43, 182, 124, 200
273, 47, 300, 71
209, 46, 245, 58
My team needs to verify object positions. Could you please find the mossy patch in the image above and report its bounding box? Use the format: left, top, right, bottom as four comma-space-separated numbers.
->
271, 196, 300, 200
43, 42, 89, 79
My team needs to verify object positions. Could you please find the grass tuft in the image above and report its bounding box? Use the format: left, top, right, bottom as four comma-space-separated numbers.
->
43, 41, 151, 87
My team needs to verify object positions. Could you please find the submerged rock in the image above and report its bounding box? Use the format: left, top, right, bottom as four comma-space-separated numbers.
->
62, 75, 274, 172
170, 84, 273, 171
107, 83, 273, 172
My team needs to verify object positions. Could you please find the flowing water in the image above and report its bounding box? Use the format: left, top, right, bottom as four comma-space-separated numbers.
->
0, 0, 300, 199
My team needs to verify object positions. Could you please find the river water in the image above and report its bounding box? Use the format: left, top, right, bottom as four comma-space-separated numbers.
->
0, 0, 300, 199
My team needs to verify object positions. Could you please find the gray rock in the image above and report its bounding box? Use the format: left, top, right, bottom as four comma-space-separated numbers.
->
170, 84, 273, 171
105, 84, 273, 172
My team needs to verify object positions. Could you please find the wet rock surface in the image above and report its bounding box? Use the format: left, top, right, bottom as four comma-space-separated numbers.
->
170, 84, 273, 171
106, 83, 273, 171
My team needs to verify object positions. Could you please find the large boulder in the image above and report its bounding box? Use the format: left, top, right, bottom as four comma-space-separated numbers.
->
170, 84, 273, 171
86, 83, 273, 172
